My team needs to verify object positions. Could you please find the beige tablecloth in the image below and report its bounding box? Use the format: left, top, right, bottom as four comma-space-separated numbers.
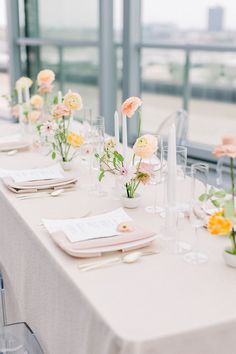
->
0, 127, 236, 354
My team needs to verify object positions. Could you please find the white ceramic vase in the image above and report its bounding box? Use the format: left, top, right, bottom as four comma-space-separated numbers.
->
223, 250, 236, 268
60, 160, 73, 171
120, 193, 141, 209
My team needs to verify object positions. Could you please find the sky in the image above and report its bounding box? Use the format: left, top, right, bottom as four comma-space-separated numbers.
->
1, 0, 236, 30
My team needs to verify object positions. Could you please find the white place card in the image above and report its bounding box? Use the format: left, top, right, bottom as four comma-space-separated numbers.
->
0, 163, 64, 183
42, 208, 133, 243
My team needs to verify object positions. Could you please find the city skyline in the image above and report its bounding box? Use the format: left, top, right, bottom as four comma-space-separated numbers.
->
1, 1, 236, 31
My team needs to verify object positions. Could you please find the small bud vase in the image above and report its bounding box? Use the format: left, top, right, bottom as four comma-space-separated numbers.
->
223, 250, 236, 268
120, 193, 141, 209
60, 160, 73, 171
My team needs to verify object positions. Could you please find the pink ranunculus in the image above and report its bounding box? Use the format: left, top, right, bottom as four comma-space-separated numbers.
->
133, 134, 158, 159
51, 104, 71, 119
37, 83, 53, 94
213, 144, 236, 158
139, 162, 155, 176
121, 96, 142, 118
222, 135, 236, 146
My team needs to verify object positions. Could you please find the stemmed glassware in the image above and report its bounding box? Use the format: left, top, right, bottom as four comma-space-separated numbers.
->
183, 163, 209, 264
145, 134, 164, 213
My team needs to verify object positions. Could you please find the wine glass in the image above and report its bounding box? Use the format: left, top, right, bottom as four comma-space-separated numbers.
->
145, 134, 164, 213
183, 163, 209, 265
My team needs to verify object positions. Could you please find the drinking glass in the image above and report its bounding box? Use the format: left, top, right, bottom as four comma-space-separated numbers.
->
91, 116, 107, 197
161, 145, 187, 217
145, 135, 164, 213
183, 163, 209, 265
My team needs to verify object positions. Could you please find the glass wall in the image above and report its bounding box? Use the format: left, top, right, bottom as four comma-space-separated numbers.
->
141, 0, 236, 146
0, 0, 10, 117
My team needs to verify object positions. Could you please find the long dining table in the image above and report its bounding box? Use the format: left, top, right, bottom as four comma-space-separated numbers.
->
0, 124, 236, 354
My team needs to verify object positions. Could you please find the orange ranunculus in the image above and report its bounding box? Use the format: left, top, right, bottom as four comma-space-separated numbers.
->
63, 91, 83, 111
207, 211, 232, 236
37, 69, 55, 86
133, 134, 158, 159
30, 94, 44, 110
15, 76, 33, 90
213, 144, 236, 158
67, 133, 84, 148
222, 135, 236, 146
121, 96, 142, 118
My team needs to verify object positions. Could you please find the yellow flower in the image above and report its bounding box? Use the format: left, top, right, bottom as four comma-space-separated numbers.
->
37, 69, 55, 86
15, 76, 33, 90
30, 95, 44, 110
67, 133, 84, 148
29, 110, 41, 123
207, 210, 232, 236
63, 91, 83, 111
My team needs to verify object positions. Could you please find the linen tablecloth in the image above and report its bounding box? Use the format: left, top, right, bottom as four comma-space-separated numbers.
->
0, 128, 236, 353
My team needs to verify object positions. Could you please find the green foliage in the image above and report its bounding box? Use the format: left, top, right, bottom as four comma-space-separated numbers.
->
52, 151, 56, 160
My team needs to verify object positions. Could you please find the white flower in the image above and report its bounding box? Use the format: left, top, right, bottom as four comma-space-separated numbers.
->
40, 120, 57, 137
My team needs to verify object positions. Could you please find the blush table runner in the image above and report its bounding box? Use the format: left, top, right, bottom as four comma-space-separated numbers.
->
0, 125, 236, 354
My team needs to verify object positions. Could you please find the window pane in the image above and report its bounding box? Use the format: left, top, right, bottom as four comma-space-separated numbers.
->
38, 0, 98, 40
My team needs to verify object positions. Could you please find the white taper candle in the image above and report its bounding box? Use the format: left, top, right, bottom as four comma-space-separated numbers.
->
114, 111, 120, 145
58, 91, 62, 104
167, 123, 177, 207
122, 114, 127, 161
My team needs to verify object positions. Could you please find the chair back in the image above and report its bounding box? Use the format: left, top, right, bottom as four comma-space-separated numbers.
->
156, 109, 188, 146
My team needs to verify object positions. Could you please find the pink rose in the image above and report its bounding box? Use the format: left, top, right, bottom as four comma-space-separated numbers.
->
38, 83, 53, 94
51, 104, 71, 119
133, 134, 158, 159
121, 96, 142, 118
213, 144, 236, 158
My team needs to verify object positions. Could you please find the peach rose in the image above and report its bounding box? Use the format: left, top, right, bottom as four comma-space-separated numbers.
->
29, 110, 41, 123
15, 76, 33, 89
67, 132, 84, 148
213, 144, 236, 158
30, 95, 44, 110
222, 135, 236, 145
63, 91, 83, 111
117, 221, 135, 232
51, 104, 71, 119
37, 69, 55, 86
121, 96, 142, 118
133, 134, 158, 159
37, 83, 53, 94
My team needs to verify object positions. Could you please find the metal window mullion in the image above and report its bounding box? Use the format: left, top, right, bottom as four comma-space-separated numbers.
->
6, 0, 22, 90
122, 0, 141, 145
99, 0, 116, 135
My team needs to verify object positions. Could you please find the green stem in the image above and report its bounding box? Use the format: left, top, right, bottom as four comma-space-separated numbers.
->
230, 157, 235, 204
137, 108, 142, 138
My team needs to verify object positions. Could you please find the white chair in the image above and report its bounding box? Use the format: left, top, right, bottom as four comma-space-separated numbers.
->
0, 272, 43, 353
156, 109, 188, 146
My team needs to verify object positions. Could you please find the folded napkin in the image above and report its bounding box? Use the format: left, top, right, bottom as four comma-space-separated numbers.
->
0, 140, 30, 152
50, 225, 156, 257
2, 176, 78, 194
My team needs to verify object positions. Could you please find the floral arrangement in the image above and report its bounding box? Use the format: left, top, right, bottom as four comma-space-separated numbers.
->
96, 97, 157, 199
39, 90, 84, 165
205, 135, 236, 255
3, 69, 56, 125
